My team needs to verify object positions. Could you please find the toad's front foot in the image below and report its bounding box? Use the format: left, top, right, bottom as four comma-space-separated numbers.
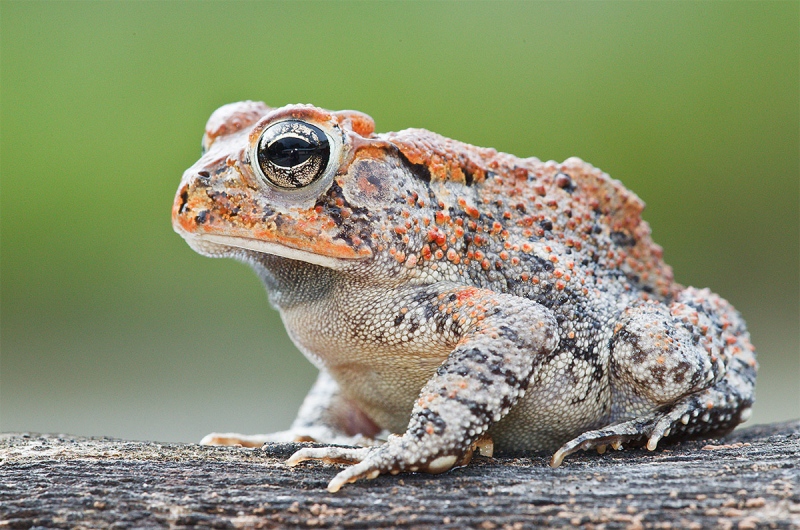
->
201, 432, 279, 447
286, 436, 486, 493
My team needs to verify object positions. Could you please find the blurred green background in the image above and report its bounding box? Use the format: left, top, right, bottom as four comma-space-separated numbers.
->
2, 1, 797, 443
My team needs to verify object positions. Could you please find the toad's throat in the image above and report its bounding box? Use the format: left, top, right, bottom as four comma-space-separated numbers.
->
184, 233, 366, 269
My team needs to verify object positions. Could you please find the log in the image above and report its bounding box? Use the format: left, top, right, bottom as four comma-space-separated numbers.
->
1, 421, 798, 528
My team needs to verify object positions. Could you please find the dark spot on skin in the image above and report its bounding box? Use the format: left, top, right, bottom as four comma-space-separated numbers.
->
407, 319, 420, 334
412, 289, 439, 304
397, 150, 431, 182
350, 203, 371, 218
673, 361, 690, 384
424, 304, 439, 325
488, 359, 521, 388
614, 328, 648, 364
592, 363, 604, 382
483, 351, 524, 389
530, 255, 554, 273
630, 345, 647, 365
688, 364, 706, 388
504, 278, 520, 293
326, 206, 345, 227
206, 190, 229, 202
438, 310, 447, 334
502, 371, 519, 388
463, 167, 474, 186
498, 325, 520, 345
318, 184, 376, 249
539, 220, 553, 232
559, 335, 577, 352
178, 190, 189, 213
412, 409, 447, 438
452, 396, 489, 420
334, 231, 363, 250
259, 205, 276, 221
472, 370, 493, 387
651, 365, 666, 385
195, 210, 209, 224
555, 172, 576, 193
394, 313, 405, 326
318, 180, 360, 215
463, 348, 488, 364
610, 231, 636, 247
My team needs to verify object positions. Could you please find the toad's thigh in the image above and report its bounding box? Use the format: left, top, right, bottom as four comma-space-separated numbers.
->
489, 350, 612, 452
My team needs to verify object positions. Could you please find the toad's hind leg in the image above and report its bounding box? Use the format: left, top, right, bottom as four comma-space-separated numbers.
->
552, 287, 756, 466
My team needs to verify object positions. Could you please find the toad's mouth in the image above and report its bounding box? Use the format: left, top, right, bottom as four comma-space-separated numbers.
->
178, 232, 366, 269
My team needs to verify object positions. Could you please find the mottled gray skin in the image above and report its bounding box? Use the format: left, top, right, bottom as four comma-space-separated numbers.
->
172, 101, 757, 492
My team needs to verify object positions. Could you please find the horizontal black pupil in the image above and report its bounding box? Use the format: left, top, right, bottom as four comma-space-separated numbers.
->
267, 137, 320, 168
256, 121, 332, 189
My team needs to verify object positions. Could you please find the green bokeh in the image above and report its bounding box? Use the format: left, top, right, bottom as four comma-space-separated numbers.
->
2, 1, 797, 442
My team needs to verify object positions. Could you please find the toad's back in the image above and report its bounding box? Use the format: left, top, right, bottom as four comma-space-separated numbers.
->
351, 126, 676, 299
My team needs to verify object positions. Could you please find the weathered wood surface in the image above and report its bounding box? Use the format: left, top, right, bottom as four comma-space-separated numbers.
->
1, 421, 798, 529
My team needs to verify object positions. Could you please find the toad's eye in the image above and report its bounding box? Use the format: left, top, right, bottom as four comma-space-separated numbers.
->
255, 120, 331, 189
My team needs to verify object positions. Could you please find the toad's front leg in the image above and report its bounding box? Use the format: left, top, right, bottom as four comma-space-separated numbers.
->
287, 286, 559, 492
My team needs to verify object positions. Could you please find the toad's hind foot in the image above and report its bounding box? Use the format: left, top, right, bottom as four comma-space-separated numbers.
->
550, 416, 658, 467
551, 378, 755, 467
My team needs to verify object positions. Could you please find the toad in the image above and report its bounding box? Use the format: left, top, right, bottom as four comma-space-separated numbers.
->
172, 101, 756, 492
